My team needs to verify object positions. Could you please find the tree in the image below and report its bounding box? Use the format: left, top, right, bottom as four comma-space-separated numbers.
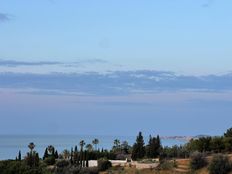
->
62, 149, 70, 160
70, 147, 73, 164
92, 139, 99, 151
132, 132, 145, 160
197, 137, 212, 152
79, 140, 86, 151
114, 139, 120, 148
28, 142, 35, 153
47, 145, 55, 156
223, 137, 232, 152
208, 154, 231, 174
43, 148, 49, 160
79, 140, 86, 167
113, 139, 121, 152
25, 151, 40, 167
18, 150, 21, 161
55, 150, 59, 159
121, 141, 130, 154
86, 144, 93, 152
73, 145, 79, 165
224, 127, 232, 137
190, 152, 207, 170
210, 137, 225, 153
146, 135, 161, 158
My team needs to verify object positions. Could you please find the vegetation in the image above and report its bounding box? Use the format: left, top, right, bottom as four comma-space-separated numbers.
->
1, 127, 232, 174
131, 132, 146, 160
158, 160, 177, 170
189, 152, 207, 170
208, 154, 232, 174
146, 135, 161, 158
97, 159, 112, 171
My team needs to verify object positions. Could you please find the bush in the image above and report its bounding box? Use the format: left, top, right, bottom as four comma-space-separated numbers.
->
208, 154, 231, 174
190, 152, 207, 170
56, 160, 70, 168
158, 160, 177, 170
44, 156, 56, 165
98, 159, 112, 171
0, 160, 52, 174
79, 167, 99, 174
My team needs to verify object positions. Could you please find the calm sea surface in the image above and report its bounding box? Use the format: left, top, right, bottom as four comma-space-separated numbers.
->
0, 135, 187, 160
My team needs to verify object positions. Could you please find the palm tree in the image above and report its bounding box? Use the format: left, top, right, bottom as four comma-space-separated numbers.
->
114, 139, 120, 148
79, 140, 86, 151
92, 138, 99, 151
62, 149, 70, 160
28, 142, 35, 153
86, 144, 93, 152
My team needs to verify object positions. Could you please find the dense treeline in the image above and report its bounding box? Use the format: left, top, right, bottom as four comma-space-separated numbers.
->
160, 127, 232, 159
131, 132, 161, 160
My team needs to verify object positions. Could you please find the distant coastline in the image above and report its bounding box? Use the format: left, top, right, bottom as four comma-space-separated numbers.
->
160, 136, 193, 141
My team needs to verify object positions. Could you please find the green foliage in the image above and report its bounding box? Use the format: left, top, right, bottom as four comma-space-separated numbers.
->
132, 132, 146, 160
187, 137, 212, 152
160, 145, 189, 159
208, 154, 231, 174
186, 135, 232, 155
224, 127, 232, 137
98, 159, 112, 171
62, 149, 71, 160
92, 139, 99, 151
210, 136, 225, 153
78, 167, 98, 174
120, 141, 131, 154
43, 148, 49, 160
0, 160, 52, 174
158, 160, 177, 170
146, 135, 161, 158
25, 151, 40, 167
44, 156, 56, 166
18, 150, 22, 161
223, 137, 232, 152
54, 150, 59, 159
189, 152, 207, 170
56, 160, 70, 168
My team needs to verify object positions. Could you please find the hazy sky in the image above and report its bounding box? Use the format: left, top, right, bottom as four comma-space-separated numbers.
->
1, 0, 232, 74
0, 0, 232, 136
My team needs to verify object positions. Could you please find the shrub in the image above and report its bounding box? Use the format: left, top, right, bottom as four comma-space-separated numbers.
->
98, 159, 112, 171
208, 154, 231, 174
44, 156, 56, 165
79, 167, 99, 174
56, 160, 70, 168
190, 152, 207, 170
0, 160, 52, 174
158, 160, 177, 170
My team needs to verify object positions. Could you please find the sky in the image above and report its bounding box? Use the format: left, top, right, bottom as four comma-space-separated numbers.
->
0, 0, 232, 136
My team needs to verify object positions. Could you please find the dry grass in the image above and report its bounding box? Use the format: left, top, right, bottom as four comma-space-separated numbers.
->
101, 167, 188, 174
100, 154, 232, 174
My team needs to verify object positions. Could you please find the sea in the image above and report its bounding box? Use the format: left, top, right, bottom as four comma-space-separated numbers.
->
0, 135, 187, 160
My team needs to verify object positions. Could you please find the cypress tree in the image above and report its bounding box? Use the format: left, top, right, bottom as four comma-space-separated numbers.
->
86, 151, 89, 167
43, 148, 49, 160
18, 150, 22, 161
55, 150, 59, 159
70, 147, 73, 164
73, 146, 78, 164
156, 135, 161, 156
132, 132, 145, 160
146, 135, 161, 158
52, 147, 55, 157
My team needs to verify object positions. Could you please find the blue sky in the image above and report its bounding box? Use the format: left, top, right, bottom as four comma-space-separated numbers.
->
0, 0, 232, 136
